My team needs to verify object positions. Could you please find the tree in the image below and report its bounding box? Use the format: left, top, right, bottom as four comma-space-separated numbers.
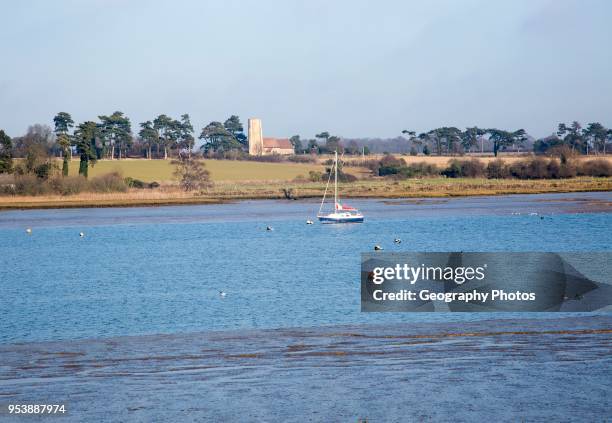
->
99, 111, 132, 160
461, 127, 485, 153
289, 135, 303, 154
533, 135, 564, 155
307, 139, 319, 154
486, 129, 525, 157
73, 121, 98, 177
326, 135, 342, 153
53, 112, 74, 135
402, 130, 420, 153
178, 114, 195, 157
558, 121, 585, 153
138, 121, 158, 159
511, 129, 528, 152
315, 131, 329, 144
12, 124, 54, 157
172, 155, 211, 191
53, 112, 74, 176
424, 127, 461, 155
0, 130, 12, 173
153, 114, 174, 159
346, 140, 359, 155
487, 129, 511, 157
417, 132, 431, 155
584, 122, 607, 155
199, 121, 241, 153
57, 134, 71, 176
223, 115, 247, 148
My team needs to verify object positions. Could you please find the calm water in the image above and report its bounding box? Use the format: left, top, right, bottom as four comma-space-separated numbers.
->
1, 192, 611, 343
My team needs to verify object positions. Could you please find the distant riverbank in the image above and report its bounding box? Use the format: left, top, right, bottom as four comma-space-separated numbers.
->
1, 177, 610, 210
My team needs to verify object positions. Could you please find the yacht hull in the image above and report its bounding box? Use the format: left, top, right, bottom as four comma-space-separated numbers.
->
318, 215, 364, 224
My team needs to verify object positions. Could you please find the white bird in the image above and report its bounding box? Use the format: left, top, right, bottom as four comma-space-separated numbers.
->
306, 220, 314, 225
374, 245, 383, 251
25, 228, 32, 234
79, 232, 85, 237
394, 238, 401, 244
219, 291, 227, 298
266, 226, 274, 231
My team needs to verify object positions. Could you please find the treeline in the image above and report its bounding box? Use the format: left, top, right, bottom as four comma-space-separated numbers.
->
0, 112, 253, 178
363, 154, 612, 180
1, 114, 611, 181
341, 122, 611, 157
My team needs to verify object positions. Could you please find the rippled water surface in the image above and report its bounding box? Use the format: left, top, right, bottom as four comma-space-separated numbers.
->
1, 192, 611, 343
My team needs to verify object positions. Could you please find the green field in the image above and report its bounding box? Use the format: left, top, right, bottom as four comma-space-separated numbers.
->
67, 159, 323, 182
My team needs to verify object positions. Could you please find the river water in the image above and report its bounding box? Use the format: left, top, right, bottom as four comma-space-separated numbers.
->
1, 192, 610, 344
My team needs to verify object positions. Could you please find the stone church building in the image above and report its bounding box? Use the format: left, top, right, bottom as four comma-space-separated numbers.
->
248, 118, 294, 156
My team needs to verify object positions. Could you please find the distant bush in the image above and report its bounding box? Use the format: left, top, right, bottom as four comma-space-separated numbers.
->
14, 175, 49, 195
442, 159, 485, 178
377, 154, 406, 176
308, 171, 323, 182
48, 176, 88, 195
287, 155, 316, 163
125, 177, 147, 189
486, 159, 510, 179
338, 172, 357, 182
89, 172, 128, 193
0, 171, 159, 196
245, 154, 284, 163
509, 157, 552, 179
397, 162, 440, 178
577, 159, 612, 177
545, 160, 578, 179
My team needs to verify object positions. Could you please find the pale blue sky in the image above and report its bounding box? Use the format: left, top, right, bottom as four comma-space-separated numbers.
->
1, 0, 611, 139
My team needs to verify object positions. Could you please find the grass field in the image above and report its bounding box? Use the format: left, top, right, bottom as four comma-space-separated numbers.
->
66, 159, 324, 182
61, 156, 612, 182
339, 154, 612, 166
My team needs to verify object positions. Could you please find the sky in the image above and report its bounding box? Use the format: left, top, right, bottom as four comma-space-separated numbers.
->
1, 0, 611, 140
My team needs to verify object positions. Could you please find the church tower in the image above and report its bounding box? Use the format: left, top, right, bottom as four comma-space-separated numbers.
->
248, 118, 263, 156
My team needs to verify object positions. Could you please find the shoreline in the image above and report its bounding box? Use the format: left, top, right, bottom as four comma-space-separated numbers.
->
1, 177, 611, 210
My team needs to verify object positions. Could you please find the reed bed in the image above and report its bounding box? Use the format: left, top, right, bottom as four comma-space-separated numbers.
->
1, 177, 610, 209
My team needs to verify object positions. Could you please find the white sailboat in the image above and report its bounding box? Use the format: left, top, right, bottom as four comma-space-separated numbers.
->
317, 151, 364, 223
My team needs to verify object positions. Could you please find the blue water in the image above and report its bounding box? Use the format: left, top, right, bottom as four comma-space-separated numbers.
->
1, 193, 611, 343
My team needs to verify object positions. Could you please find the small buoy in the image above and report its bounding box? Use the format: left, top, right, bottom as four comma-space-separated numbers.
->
394, 238, 401, 244
374, 245, 383, 251
26, 228, 32, 234
306, 220, 314, 225
79, 232, 85, 237
266, 226, 273, 231
219, 291, 227, 298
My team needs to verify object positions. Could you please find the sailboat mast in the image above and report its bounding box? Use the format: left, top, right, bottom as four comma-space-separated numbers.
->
334, 150, 338, 208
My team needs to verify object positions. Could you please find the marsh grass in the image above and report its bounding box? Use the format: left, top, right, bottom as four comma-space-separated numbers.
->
2, 177, 609, 209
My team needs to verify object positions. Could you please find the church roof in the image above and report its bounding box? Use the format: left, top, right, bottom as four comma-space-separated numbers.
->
263, 137, 293, 149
